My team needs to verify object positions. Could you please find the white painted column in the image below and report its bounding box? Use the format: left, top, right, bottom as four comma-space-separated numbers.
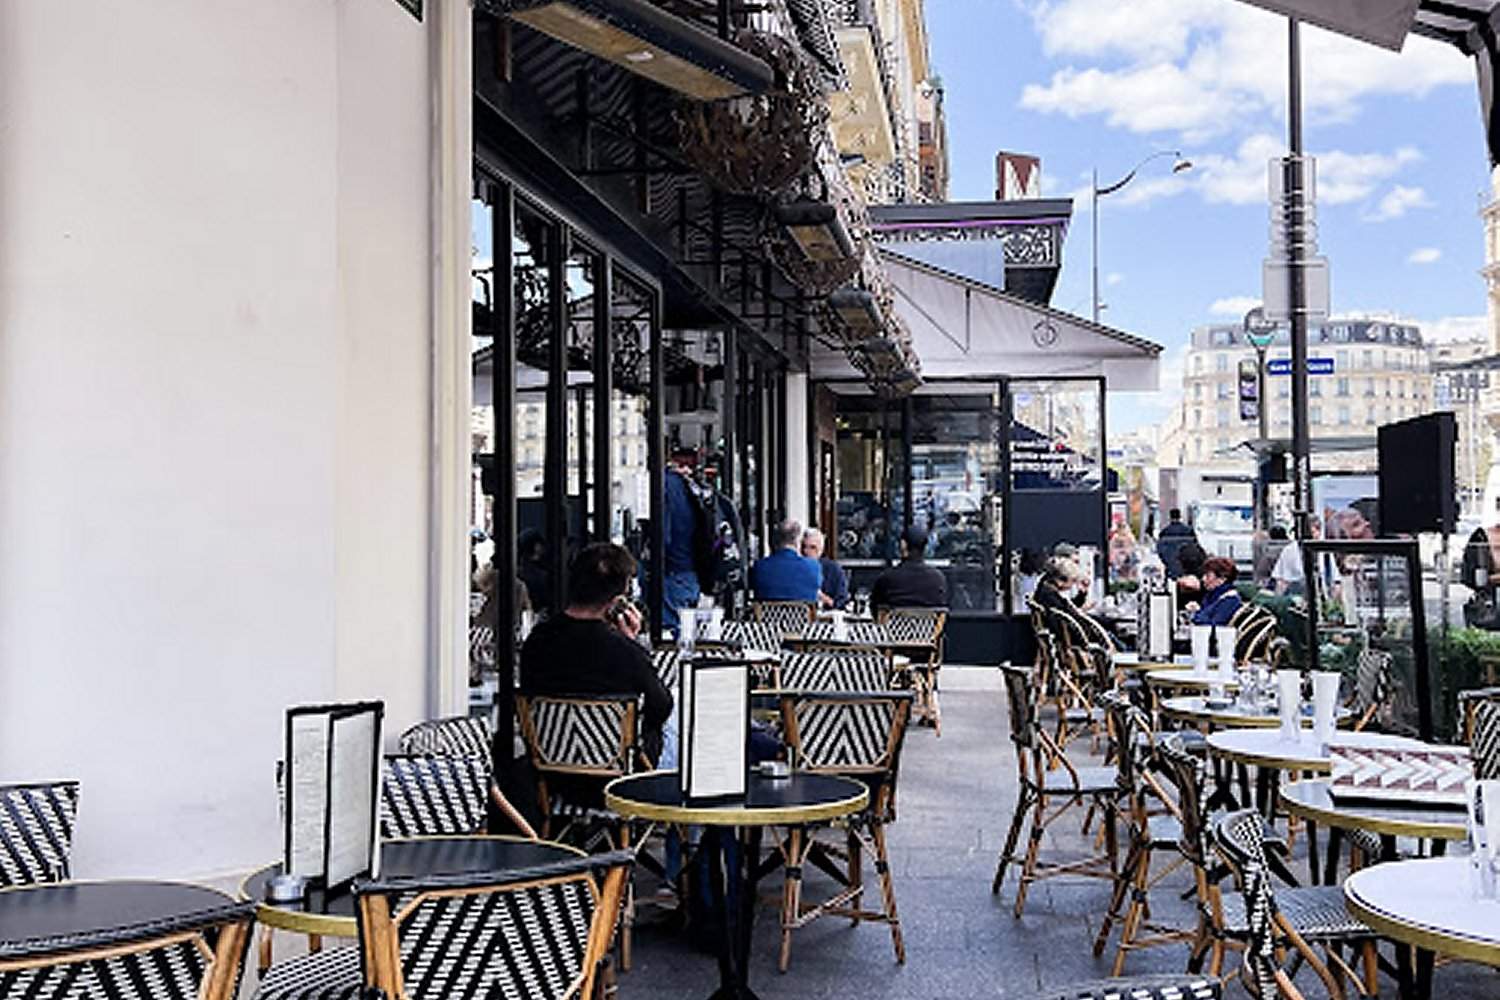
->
785, 372, 811, 526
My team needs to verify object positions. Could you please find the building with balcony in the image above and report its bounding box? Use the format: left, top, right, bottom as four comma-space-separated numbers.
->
1159, 318, 1435, 474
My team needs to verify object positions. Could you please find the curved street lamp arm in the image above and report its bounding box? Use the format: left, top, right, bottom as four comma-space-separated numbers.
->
1096, 149, 1183, 197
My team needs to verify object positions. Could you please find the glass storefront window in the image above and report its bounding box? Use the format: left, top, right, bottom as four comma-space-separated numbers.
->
564, 242, 597, 550
1009, 380, 1103, 492
513, 198, 557, 610
611, 273, 653, 558
911, 391, 1004, 611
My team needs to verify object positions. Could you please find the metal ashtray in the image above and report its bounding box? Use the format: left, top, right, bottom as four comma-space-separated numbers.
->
266, 873, 308, 903
755, 760, 791, 779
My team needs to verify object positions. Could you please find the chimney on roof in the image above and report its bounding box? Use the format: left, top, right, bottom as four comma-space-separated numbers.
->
995, 151, 1042, 200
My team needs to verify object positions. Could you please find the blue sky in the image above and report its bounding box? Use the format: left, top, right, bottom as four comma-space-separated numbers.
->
924, 0, 1494, 432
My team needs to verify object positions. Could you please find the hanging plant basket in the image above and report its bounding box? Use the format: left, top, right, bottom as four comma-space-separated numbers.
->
676, 30, 828, 197
764, 142, 871, 294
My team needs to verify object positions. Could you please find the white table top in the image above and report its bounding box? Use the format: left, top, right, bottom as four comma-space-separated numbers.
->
1206, 729, 1423, 772
1146, 669, 1241, 690
1344, 858, 1500, 965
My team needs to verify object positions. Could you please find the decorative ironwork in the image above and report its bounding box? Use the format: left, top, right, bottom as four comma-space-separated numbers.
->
765, 138, 870, 294
675, 29, 828, 197
871, 221, 1063, 268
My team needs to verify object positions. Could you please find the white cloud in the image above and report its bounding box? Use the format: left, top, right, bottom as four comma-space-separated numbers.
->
1408, 246, 1442, 264
1419, 314, 1486, 342
1019, 1, 1471, 139
1362, 185, 1433, 222
1210, 295, 1261, 316
1106, 272, 1124, 286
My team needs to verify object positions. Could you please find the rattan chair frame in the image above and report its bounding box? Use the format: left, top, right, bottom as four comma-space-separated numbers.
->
751, 600, 817, 635
775, 691, 913, 971
991, 665, 1121, 917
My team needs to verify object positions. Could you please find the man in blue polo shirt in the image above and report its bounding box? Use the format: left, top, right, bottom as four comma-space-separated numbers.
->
750, 519, 821, 601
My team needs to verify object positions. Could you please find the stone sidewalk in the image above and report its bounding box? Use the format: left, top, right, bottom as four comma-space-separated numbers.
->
621, 669, 1500, 1000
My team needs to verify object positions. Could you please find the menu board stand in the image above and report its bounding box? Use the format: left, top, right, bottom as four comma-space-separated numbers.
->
679, 658, 750, 807
284, 701, 384, 892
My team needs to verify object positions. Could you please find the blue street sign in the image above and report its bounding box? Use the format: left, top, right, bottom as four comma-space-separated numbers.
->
1266, 358, 1333, 376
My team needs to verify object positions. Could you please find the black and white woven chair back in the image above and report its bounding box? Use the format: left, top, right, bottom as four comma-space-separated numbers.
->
519, 695, 635, 774
1098, 691, 1150, 794
357, 852, 632, 1000
0, 781, 80, 887
400, 716, 492, 763
1235, 616, 1276, 664
1214, 809, 1280, 1000
786, 693, 910, 773
722, 620, 782, 655
1000, 665, 1039, 750
381, 755, 488, 838
752, 600, 815, 635
1158, 735, 1211, 869
652, 649, 682, 693
1020, 976, 1221, 1000
779, 650, 890, 692
0, 899, 255, 1000
1473, 699, 1500, 780
879, 607, 946, 644
1355, 647, 1392, 717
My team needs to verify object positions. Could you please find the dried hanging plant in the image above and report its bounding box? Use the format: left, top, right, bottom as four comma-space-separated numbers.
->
676, 29, 828, 197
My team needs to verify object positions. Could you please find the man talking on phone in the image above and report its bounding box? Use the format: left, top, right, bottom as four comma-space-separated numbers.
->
520, 542, 673, 762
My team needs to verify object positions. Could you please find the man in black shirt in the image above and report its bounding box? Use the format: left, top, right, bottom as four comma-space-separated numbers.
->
872, 524, 948, 610
520, 542, 673, 762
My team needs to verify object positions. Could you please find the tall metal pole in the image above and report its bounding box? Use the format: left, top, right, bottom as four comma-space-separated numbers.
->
1091, 168, 1100, 325
1287, 18, 1316, 663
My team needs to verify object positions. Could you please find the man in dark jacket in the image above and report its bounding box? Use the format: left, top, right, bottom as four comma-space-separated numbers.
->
521, 542, 673, 762
872, 524, 947, 609
1156, 508, 1198, 579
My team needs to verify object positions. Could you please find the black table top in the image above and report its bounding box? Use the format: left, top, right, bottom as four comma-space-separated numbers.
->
0, 880, 240, 959
242, 836, 580, 921
605, 770, 868, 825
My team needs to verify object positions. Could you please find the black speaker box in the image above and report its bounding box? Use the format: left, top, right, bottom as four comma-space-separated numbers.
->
1377, 412, 1456, 535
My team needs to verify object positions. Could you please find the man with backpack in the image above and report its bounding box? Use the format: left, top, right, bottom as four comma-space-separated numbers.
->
662, 446, 705, 633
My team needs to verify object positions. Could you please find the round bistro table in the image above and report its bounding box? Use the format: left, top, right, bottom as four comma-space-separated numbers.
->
240, 835, 583, 938
1344, 857, 1500, 1000
1280, 779, 1468, 886
606, 770, 867, 1000
1145, 669, 1242, 692
1161, 696, 1353, 731
1207, 729, 1425, 884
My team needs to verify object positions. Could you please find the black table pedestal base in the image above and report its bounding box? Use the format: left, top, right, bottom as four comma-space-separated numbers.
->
705, 825, 766, 1000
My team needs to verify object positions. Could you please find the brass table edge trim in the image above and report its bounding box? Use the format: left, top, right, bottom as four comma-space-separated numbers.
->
238, 834, 584, 935
1279, 782, 1469, 841
604, 777, 868, 826
1205, 741, 1331, 773
1344, 880, 1500, 967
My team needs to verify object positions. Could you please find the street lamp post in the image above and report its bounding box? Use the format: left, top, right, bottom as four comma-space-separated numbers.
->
1091, 151, 1192, 324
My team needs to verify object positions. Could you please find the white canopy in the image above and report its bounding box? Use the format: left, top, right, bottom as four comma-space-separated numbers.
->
811, 249, 1163, 391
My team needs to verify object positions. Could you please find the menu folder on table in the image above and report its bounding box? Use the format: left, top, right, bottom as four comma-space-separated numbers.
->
679, 657, 751, 807
284, 700, 385, 892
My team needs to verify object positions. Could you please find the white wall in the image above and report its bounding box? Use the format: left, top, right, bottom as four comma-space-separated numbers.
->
0, 0, 443, 878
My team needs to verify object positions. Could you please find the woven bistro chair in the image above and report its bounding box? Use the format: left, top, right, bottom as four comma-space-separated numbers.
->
991, 665, 1122, 917
1094, 692, 1194, 975
380, 755, 491, 838
1214, 809, 1379, 1000
0, 895, 256, 1000
255, 852, 633, 1000
1017, 976, 1221, 1000
1349, 647, 1401, 733
752, 599, 817, 637
398, 715, 536, 837
776, 691, 913, 971
720, 619, 784, 656
654, 646, 778, 691
514, 692, 648, 969
1235, 614, 1278, 665
876, 607, 947, 733
1030, 600, 1106, 755
0, 780, 80, 887
779, 649, 894, 692
1471, 697, 1500, 779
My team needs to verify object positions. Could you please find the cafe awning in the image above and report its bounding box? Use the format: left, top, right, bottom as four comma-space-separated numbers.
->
811, 248, 1162, 390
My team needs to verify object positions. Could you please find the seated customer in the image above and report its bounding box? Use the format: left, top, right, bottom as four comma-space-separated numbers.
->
800, 527, 849, 610
750, 519, 822, 602
1031, 557, 1079, 616
1191, 556, 1243, 626
520, 542, 673, 763
872, 524, 947, 609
